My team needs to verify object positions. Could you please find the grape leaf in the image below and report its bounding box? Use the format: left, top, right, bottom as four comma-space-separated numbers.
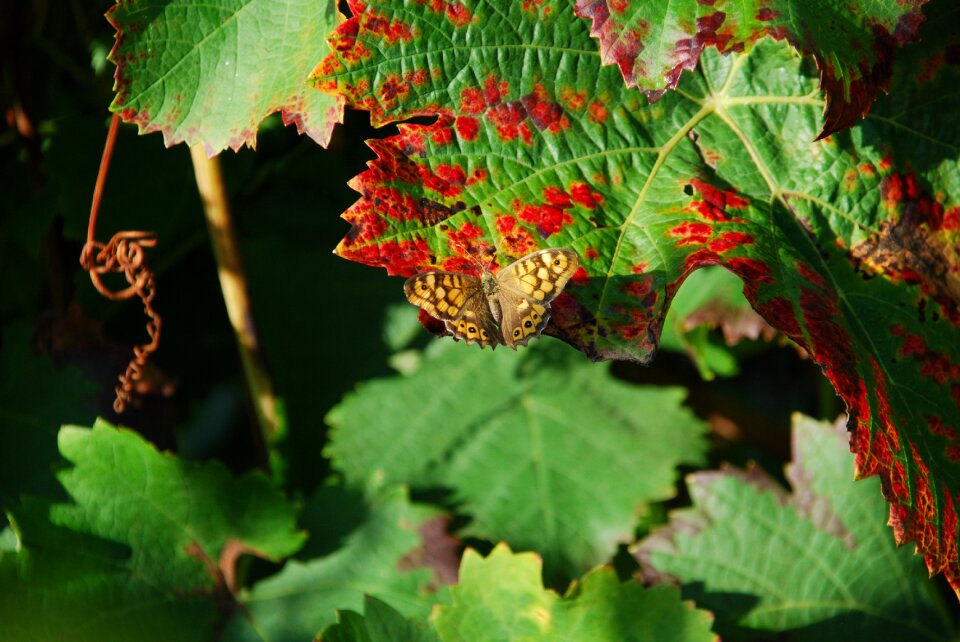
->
319, 596, 441, 642
107, 0, 342, 154
223, 485, 451, 642
0, 419, 305, 642
315, 0, 960, 594
433, 544, 716, 642
0, 323, 99, 508
659, 266, 774, 379
326, 339, 708, 578
573, 0, 929, 138
636, 415, 953, 640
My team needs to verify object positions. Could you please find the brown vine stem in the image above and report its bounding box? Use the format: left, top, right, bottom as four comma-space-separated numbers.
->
80, 114, 162, 413
189, 147, 277, 470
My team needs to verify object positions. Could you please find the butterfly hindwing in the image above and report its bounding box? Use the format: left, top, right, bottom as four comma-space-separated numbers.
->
496, 289, 550, 348
445, 290, 502, 347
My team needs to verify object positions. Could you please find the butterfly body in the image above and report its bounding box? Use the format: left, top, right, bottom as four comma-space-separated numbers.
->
404, 248, 579, 349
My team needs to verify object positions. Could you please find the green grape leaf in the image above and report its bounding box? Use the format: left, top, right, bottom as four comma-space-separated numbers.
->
316, 0, 960, 595
636, 415, 953, 640
319, 596, 441, 642
0, 323, 99, 507
573, 0, 929, 139
433, 544, 716, 642
0, 419, 305, 642
327, 340, 708, 578
224, 485, 451, 641
659, 266, 774, 379
107, 0, 342, 154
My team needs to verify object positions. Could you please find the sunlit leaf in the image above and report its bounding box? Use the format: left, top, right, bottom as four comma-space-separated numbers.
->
108, 0, 342, 154
434, 544, 716, 642
327, 340, 708, 577
573, 0, 929, 138
636, 415, 953, 640
316, 0, 960, 593
0, 420, 305, 641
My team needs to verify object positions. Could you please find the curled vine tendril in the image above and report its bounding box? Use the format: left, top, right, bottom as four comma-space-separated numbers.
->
81, 115, 162, 413
80, 232, 162, 413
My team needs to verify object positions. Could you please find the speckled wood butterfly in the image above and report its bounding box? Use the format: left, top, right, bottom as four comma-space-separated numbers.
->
404, 248, 579, 348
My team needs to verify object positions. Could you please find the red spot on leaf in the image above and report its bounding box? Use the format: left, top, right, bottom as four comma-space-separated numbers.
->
687, 178, 749, 221
441, 256, 479, 273
756, 7, 779, 21
571, 266, 590, 286
447, 222, 493, 260
587, 100, 608, 124
585, 247, 600, 260
460, 87, 486, 114
463, 169, 486, 188
380, 74, 411, 105
943, 208, 960, 232
544, 186, 572, 208
517, 202, 573, 238
521, 86, 569, 132
488, 101, 527, 142
727, 257, 773, 285
361, 10, 415, 44
753, 296, 801, 337
455, 116, 480, 140
496, 215, 539, 257
495, 216, 516, 233
891, 324, 960, 387
338, 237, 434, 277
622, 276, 657, 308
570, 182, 603, 209
632, 262, 648, 275
796, 261, 828, 288
445, 2, 472, 26
708, 231, 754, 253
436, 163, 467, 186
669, 221, 713, 246
559, 87, 588, 111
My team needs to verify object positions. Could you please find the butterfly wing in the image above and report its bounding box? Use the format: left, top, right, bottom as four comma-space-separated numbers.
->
404, 272, 502, 348
495, 248, 579, 348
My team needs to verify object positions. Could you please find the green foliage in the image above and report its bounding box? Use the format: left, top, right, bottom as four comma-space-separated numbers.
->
3, 0, 960, 640
321, 597, 441, 642
659, 266, 768, 379
225, 485, 447, 641
433, 545, 715, 642
108, 0, 342, 153
638, 416, 953, 640
0, 323, 99, 507
1, 420, 305, 641
327, 339, 708, 577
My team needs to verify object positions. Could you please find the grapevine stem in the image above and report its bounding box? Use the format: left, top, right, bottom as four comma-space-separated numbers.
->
189, 147, 278, 471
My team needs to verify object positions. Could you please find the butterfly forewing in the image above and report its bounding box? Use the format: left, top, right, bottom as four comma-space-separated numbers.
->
494, 248, 579, 348
404, 271, 501, 347
404, 272, 476, 321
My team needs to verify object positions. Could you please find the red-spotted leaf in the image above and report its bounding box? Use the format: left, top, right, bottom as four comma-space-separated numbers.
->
316, 0, 960, 597
573, 0, 929, 139
108, 0, 342, 154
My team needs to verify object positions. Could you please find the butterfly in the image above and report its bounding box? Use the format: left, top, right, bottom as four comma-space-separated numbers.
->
404, 248, 579, 348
